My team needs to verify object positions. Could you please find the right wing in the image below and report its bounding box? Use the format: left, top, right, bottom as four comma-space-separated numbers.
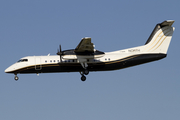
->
74, 37, 94, 53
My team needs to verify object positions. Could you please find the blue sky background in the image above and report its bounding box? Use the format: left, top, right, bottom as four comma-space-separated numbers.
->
1, 0, 180, 120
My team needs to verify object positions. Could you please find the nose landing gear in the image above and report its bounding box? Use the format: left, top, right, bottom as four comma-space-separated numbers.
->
14, 74, 19, 81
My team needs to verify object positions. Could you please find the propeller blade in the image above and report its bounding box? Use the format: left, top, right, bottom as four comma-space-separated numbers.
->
60, 54, 62, 62
57, 49, 59, 54
58, 44, 62, 62
60, 45, 62, 53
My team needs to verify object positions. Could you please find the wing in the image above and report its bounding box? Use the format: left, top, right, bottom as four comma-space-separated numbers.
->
74, 37, 94, 53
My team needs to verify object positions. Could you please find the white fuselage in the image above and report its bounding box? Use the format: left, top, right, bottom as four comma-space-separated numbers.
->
4, 44, 162, 74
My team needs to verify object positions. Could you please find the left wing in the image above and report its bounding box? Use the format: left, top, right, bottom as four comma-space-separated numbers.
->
74, 37, 94, 53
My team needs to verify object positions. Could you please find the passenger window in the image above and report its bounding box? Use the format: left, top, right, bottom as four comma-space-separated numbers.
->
50, 60, 52, 62
54, 60, 56, 62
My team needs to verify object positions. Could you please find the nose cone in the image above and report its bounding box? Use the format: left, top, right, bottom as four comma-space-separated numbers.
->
5, 64, 16, 73
5, 67, 12, 73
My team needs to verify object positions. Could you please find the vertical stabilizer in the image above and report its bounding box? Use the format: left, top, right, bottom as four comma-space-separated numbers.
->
144, 20, 175, 54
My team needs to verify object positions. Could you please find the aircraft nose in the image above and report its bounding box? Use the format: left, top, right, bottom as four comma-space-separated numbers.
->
5, 65, 15, 73
5, 67, 11, 73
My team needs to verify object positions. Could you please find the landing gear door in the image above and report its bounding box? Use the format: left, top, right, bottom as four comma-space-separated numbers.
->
35, 57, 42, 70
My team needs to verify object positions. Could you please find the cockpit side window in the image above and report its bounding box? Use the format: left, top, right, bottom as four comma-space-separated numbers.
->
23, 59, 28, 62
17, 59, 28, 62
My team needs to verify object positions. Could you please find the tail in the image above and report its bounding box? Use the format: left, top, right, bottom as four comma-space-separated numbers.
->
143, 20, 175, 54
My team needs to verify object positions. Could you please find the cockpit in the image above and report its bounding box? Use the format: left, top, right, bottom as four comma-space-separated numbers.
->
17, 59, 28, 63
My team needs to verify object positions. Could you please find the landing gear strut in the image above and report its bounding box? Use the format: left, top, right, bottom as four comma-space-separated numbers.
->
14, 74, 19, 81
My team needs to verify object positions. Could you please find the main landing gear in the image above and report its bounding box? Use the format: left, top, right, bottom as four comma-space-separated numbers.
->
14, 74, 19, 81
79, 62, 90, 81
81, 75, 86, 81
80, 69, 89, 81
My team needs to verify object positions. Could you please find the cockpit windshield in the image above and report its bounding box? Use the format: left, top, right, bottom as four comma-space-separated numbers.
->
17, 59, 28, 63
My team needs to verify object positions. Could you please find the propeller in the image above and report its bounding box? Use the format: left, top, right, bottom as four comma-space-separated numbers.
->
57, 45, 63, 62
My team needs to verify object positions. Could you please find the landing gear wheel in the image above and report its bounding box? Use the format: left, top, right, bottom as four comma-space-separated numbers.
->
84, 69, 89, 75
14, 76, 19, 81
81, 75, 86, 81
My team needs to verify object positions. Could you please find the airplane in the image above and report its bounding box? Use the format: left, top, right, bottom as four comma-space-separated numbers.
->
5, 20, 175, 81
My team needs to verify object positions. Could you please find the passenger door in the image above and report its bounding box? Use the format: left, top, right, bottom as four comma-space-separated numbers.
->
35, 57, 42, 70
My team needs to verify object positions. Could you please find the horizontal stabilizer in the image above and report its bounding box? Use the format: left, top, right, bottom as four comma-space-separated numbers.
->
160, 20, 175, 27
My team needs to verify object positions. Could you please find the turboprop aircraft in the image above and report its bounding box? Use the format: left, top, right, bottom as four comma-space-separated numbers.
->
5, 20, 175, 81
